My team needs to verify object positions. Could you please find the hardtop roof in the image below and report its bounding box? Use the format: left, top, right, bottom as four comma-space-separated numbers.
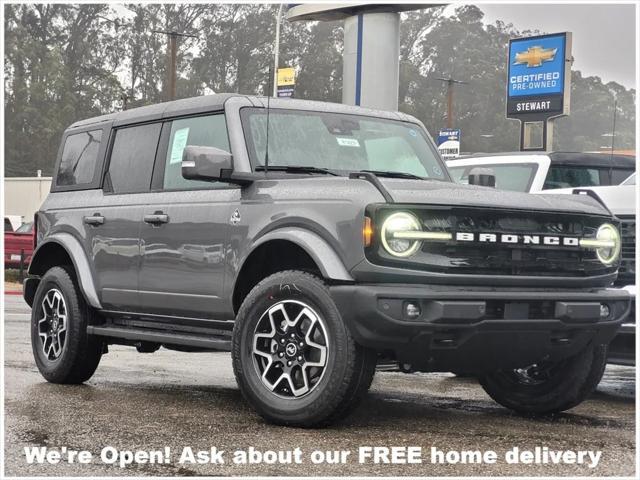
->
67, 93, 419, 130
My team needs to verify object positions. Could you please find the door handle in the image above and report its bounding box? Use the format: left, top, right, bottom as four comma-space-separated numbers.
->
84, 214, 104, 226
143, 213, 169, 225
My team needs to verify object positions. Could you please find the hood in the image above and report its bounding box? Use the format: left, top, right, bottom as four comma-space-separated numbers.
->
538, 185, 636, 217
379, 178, 611, 217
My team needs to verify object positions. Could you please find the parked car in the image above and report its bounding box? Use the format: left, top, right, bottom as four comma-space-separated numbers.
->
446, 152, 635, 192
540, 175, 636, 366
5, 222, 34, 269
25, 94, 629, 427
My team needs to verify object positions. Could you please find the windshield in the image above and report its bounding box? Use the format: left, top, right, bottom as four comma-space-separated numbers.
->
240, 108, 449, 180
448, 163, 538, 192
15, 222, 33, 233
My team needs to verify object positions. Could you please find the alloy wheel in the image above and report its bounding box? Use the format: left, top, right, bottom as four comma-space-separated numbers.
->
38, 289, 67, 361
252, 300, 328, 398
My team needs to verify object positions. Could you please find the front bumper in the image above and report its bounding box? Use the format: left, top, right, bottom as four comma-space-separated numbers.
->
607, 284, 635, 366
331, 284, 631, 373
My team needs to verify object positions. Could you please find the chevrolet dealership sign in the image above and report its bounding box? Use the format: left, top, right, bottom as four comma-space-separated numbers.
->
506, 32, 572, 118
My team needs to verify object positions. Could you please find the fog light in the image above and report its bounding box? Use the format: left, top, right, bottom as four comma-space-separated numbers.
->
405, 302, 421, 319
600, 303, 610, 318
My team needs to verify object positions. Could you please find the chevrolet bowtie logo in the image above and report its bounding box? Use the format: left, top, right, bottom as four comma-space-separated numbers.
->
513, 46, 557, 67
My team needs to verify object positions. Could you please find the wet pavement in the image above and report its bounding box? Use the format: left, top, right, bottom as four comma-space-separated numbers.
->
4, 295, 636, 477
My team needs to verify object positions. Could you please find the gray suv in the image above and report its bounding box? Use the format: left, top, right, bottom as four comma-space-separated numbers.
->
25, 94, 630, 427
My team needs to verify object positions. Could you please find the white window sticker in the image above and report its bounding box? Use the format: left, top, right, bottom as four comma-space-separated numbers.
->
170, 127, 190, 164
336, 137, 360, 148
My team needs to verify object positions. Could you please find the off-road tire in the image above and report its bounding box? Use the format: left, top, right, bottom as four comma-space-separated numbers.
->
479, 344, 608, 415
232, 270, 376, 427
31, 266, 103, 383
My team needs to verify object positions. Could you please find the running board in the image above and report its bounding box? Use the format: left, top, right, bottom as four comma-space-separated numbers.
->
87, 325, 232, 351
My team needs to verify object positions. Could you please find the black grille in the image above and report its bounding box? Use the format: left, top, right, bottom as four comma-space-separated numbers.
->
616, 216, 635, 286
369, 206, 617, 278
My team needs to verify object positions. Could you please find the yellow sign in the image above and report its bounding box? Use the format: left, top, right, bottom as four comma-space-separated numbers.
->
513, 46, 557, 68
277, 67, 296, 87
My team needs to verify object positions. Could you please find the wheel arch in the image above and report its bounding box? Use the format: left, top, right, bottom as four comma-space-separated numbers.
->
26, 233, 101, 309
231, 228, 353, 314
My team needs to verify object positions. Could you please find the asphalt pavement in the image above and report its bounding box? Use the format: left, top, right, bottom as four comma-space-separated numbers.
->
4, 295, 636, 477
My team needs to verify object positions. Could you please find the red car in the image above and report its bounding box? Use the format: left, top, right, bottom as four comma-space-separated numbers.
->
4, 222, 34, 269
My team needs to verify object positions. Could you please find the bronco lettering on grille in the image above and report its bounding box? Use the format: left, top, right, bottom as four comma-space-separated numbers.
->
455, 232, 580, 247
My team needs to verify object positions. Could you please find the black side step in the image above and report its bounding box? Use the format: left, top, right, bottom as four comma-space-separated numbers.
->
87, 326, 231, 351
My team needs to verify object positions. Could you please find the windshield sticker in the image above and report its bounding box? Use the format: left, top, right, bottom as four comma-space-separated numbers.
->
433, 165, 443, 176
408, 129, 417, 137
170, 127, 190, 164
336, 137, 360, 148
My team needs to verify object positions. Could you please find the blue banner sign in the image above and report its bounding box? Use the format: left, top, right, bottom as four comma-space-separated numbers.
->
506, 32, 571, 118
437, 129, 461, 159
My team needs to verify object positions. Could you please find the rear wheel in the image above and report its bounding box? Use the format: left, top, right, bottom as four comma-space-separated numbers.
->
31, 266, 103, 384
232, 270, 376, 427
479, 344, 607, 414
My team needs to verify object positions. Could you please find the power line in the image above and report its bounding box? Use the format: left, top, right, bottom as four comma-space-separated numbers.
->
152, 30, 198, 101
436, 76, 468, 129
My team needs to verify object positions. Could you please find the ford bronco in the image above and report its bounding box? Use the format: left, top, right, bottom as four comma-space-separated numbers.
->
25, 94, 630, 426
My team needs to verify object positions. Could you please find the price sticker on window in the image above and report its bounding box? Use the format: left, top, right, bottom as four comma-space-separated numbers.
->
170, 127, 190, 164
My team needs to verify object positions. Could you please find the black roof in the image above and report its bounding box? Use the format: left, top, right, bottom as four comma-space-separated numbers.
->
454, 151, 635, 168
548, 152, 635, 168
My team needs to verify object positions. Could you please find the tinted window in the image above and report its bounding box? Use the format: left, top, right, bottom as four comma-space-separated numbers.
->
449, 163, 537, 192
163, 115, 230, 190
621, 173, 636, 185
544, 166, 600, 189
15, 222, 33, 233
107, 123, 161, 193
5, 218, 13, 232
56, 130, 102, 186
611, 168, 635, 185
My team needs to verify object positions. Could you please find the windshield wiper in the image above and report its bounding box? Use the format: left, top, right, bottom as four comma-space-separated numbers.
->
255, 165, 339, 176
359, 170, 425, 180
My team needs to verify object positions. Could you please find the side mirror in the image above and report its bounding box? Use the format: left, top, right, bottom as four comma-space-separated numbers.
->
181, 146, 233, 182
468, 167, 496, 188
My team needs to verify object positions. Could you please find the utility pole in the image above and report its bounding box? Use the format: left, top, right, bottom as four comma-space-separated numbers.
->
273, 4, 285, 97
152, 30, 198, 101
436, 76, 468, 128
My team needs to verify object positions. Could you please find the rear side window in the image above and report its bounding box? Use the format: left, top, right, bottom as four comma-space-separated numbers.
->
544, 166, 600, 189
611, 168, 635, 185
56, 130, 102, 186
162, 114, 230, 190
107, 123, 161, 193
5, 218, 13, 232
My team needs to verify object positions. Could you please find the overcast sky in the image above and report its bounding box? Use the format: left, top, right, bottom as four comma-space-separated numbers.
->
477, 3, 636, 89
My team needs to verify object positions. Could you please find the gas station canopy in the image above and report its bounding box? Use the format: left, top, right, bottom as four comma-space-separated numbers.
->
286, 4, 441, 22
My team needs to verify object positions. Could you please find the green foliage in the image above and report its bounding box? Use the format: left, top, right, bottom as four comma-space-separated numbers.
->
3, 4, 635, 177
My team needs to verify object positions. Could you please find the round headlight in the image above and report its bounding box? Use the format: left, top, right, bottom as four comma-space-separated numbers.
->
595, 223, 621, 265
381, 212, 422, 257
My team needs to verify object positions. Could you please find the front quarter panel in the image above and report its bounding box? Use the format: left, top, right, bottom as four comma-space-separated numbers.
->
224, 176, 386, 303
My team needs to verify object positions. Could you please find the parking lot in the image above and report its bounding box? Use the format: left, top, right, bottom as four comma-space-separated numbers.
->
4, 294, 636, 477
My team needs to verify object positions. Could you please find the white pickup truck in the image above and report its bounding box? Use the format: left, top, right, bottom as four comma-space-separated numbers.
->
447, 152, 635, 192
540, 174, 636, 366
447, 152, 636, 366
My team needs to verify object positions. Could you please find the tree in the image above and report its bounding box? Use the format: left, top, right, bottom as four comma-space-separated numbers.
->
3, 4, 635, 177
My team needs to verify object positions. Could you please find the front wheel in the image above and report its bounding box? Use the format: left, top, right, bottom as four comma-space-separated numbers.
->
479, 344, 607, 415
30, 266, 103, 384
232, 270, 376, 427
